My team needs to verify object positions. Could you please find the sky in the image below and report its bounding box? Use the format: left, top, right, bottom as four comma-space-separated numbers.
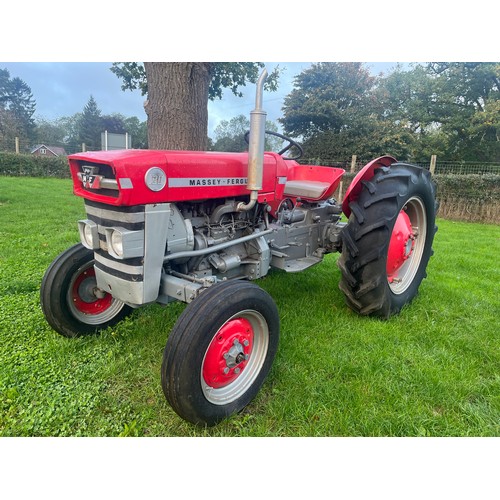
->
1, 3, 493, 141
0, 61, 400, 138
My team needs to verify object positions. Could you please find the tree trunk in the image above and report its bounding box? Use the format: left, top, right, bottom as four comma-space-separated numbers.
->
144, 62, 212, 150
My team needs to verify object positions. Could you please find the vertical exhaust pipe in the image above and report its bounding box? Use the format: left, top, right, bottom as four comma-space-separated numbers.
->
237, 68, 268, 212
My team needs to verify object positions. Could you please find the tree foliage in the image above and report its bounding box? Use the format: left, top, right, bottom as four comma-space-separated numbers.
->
78, 95, 102, 150
281, 62, 499, 163
111, 62, 281, 100
33, 105, 148, 154
280, 62, 375, 139
425, 62, 499, 161
211, 114, 282, 152
0, 68, 37, 148
34, 118, 68, 146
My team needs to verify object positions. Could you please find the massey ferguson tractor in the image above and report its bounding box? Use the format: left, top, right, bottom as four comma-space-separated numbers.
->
40, 69, 437, 426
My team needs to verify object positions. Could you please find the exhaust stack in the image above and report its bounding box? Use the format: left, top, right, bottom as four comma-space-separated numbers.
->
237, 68, 268, 212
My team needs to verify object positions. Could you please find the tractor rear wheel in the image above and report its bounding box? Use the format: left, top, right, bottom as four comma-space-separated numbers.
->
40, 243, 132, 337
161, 280, 280, 426
337, 163, 437, 318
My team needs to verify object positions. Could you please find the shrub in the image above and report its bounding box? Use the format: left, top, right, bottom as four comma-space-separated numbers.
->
433, 174, 500, 223
433, 174, 500, 203
0, 152, 70, 178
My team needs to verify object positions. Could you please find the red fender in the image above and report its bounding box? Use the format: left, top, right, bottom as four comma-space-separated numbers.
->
342, 155, 397, 217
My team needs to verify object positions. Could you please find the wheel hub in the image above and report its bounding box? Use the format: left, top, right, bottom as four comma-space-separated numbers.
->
203, 318, 253, 389
387, 210, 415, 283
71, 267, 113, 314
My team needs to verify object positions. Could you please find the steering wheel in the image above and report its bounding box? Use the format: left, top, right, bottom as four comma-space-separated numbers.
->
244, 130, 304, 160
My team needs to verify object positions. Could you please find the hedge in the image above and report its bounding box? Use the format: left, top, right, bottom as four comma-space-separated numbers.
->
432, 174, 500, 223
1, 152, 499, 223
0, 152, 70, 178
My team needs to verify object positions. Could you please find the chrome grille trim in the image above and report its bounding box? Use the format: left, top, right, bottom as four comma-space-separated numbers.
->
84, 204, 146, 224
83, 200, 145, 275
94, 251, 144, 276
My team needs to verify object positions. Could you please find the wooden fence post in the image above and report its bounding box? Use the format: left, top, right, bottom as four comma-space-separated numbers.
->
430, 155, 437, 175
15, 137, 20, 154
350, 155, 357, 173
82, 143, 86, 152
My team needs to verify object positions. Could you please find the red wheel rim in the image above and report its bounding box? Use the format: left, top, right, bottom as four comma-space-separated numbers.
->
386, 196, 427, 295
202, 317, 254, 389
71, 266, 113, 315
387, 210, 415, 283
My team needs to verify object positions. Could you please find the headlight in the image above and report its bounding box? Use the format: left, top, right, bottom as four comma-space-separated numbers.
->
110, 231, 124, 257
104, 227, 144, 260
78, 220, 100, 250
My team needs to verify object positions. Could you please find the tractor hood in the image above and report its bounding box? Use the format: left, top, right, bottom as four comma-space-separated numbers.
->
69, 149, 281, 206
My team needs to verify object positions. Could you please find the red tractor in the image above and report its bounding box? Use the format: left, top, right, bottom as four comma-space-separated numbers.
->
40, 69, 437, 426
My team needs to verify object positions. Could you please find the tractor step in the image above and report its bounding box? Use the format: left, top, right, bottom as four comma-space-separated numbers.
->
282, 256, 323, 273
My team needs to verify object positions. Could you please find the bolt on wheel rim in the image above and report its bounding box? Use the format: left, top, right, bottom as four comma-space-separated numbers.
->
201, 310, 269, 405
387, 196, 427, 295
67, 262, 125, 324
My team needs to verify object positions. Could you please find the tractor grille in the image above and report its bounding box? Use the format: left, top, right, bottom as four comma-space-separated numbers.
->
84, 199, 145, 282
76, 161, 119, 198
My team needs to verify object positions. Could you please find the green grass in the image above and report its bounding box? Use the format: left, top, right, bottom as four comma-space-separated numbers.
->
0, 176, 499, 436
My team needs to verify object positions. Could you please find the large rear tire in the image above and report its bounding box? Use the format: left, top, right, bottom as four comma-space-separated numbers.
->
161, 280, 280, 426
337, 163, 438, 318
40, 244, 132, 337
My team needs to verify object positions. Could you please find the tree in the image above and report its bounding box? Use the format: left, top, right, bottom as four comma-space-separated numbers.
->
111, 62, 280, 150
144, 62, 211, 150
280, 62, 375, 140
280, 62, 500, 163
0, 67, 37, 145
101, 113, 127, 134
123, 116, 148, 149
468, 98, 500, 161
34, 118, 68, 146
0, 107, 21, 151
79, 95, 102, 150
425, 62, 500, 161
58, 113, 83, 154
212, 114, 283, 153
212, 114, 249, 152
373, 62, 500, 161
280, 62, 407, 161
373, 64, 438, 133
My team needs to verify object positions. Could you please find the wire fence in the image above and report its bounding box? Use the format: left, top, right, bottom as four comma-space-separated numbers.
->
300, 156, 500, 175
1, 137, 499, 175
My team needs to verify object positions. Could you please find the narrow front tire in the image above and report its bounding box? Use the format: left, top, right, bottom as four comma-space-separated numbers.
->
40, 244, 132, 337
161, 281, 280, 426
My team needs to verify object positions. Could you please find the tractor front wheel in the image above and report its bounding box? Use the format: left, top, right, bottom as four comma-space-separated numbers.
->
338, 163, 438, 318
40, 244, 132, 337
161, 281, 280, 426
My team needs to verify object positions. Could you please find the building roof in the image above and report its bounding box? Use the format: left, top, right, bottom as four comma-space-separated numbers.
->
31, 144, 67, 156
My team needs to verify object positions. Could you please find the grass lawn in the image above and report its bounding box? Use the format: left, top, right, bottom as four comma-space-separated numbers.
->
0, 176, 499, 436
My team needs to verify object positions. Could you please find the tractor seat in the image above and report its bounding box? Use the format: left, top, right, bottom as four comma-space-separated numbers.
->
284, 180, 331, 200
